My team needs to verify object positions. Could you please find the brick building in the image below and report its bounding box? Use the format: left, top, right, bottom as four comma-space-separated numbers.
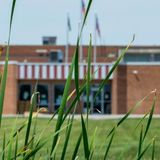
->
1, 44, 160, 114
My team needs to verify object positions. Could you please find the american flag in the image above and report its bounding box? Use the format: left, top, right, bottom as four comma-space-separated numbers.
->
95, 14, 101, 38
67, 15, 71, 31
81, 0, 86, 15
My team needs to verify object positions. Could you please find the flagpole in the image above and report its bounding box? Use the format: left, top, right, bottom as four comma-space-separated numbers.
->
94, 14, 97, 63
65, 13, 69, 63
80, 0, 84, 63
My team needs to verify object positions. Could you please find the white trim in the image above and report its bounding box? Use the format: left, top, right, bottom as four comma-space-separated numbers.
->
121, 62, 160, 66
57, 65, 61, 79
80, 65, 84, 79
17, 62, 113, 66
49, 66, 54, 79
42, 65, 47, 79
20, 65, 25, 79
64, 65, 69, 79
94, 65, 99, 79
101, 65, 106, 79
0, 61, 18, 65
27, 65, 32, 79
35, 65, 39, 79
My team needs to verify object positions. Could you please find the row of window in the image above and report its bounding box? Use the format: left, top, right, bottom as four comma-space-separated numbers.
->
19, 84, 112, 114
19, 84, 64, 110
123, 53, 160, 62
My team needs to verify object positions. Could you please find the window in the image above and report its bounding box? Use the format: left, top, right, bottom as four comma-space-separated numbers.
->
54, 85, 64, 111
123, 53, 160, 63
37, 84, 48, 108
124, 53, 151, 62
19, 84, 31, 101
49, 50, 63, 62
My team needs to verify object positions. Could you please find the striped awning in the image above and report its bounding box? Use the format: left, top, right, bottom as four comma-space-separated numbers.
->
18, 63, 112, 80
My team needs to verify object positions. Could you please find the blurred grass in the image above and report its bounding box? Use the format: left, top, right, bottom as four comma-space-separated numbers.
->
1, 117, 160, 160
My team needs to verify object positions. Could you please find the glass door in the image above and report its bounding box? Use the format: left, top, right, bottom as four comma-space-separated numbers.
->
37, 84, 49, 108
91, 87, 103, 114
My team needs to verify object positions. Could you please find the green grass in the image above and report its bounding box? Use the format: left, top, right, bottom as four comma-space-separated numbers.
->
0, 0, 158, 159
0, 117, 160, 159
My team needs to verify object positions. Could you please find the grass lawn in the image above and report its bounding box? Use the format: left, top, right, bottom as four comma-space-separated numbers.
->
0, 117, 160, 159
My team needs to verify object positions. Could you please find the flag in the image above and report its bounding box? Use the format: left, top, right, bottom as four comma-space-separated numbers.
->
81, 0, 86, 15
67, 15, 71, 31
95, 14, 101, 38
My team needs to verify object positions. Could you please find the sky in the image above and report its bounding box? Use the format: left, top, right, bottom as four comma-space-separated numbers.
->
0, 0, 160, 46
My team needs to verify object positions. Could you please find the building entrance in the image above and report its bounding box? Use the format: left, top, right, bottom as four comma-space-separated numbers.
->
83, 84, 111, 114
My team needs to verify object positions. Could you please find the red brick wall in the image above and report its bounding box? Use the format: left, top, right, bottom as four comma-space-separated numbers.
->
3, 64, 18, 114
115, 65, 160, 114
112, 66, 127, 114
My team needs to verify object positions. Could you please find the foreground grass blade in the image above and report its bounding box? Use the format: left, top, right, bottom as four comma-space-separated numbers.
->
63, 83, 86, 122
2, 132, 5, 160
14, 133, 18, 160
50, 54, 75, 155
107, 90, 156, 138
94, 35, 135, 101
74, 0, 93, 105
23, 140, 47, 160
74, 39, 80, 104
104, 129, 115, 160
24, 92, 38, 155
81, 115, 90, 159
137, 126, 143, 158
7, 137, 13, 160
137, 141, 152, 160
142, 95, 156, 142
152, 139, 155, 160
61, 112, 75, 160
0, 0, 17, 126
80, 0, 93, 34
86, 35, 92, 120
71, 133, 82, 160
50, 1, 93, 155
89, 127, 97, 159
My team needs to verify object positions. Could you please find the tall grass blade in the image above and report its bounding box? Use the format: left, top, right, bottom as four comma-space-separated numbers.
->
94, 35, 135, 101
50, 54, 75, 155
135, 112, 149, 131
71, 133, 82, 160
142, 95, 156, 142
152, 139, 155, 160
61, 112, 75, 160
137, 126, 143, 158
137, 141, 152, 160
23, 140, 47, 160
104, 129, 115, 160
86, 35, 92, 120
81, 115, 90, 159
89, 127, 97, 160
74, 39, 80, 104
50, 137, 60, 160
7, 137, 13, 160
24, 92, 38, 155
80, 0, 93, 34
74, 0, 93, 107
31, 114, 38, 160
63, 83, 86, 122
0, 0, 17, 126
14, 133, 18, 160
107, 90, 156, 137
2, 132, 5, 160
50, 1, 93, 153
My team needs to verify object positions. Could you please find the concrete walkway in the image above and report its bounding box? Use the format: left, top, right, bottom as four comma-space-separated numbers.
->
2, 114, 160, 119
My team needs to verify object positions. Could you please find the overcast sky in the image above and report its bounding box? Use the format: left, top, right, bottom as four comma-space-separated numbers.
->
0, 0, 160, 45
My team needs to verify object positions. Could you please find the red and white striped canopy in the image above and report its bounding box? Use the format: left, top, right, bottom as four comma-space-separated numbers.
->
18, 63, 112, 80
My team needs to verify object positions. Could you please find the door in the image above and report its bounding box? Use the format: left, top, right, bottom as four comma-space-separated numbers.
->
83, 84, 111, 114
